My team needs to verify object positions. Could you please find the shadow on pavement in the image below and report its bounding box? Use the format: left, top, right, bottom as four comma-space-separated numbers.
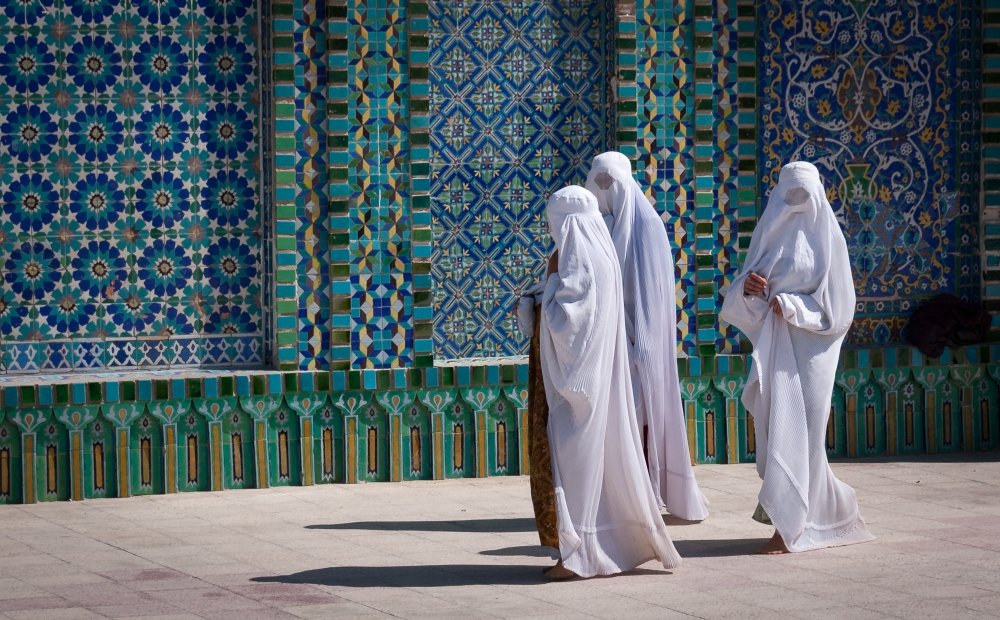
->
662, 515, 705, 526
480, 545, 555, 558
252, 564, 545, 587
253, 565, 672, 588
306, 518, 537, 533
673, 538, 769, 558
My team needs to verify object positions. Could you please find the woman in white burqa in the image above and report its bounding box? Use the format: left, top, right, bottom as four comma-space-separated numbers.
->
540, 185, 681, 579
585, 152, 709, 522
720, 161, 874, 553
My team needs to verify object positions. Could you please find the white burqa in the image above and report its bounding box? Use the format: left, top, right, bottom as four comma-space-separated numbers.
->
585, 152, 709, 521
719, 161, 874, 552
540, 186, 681, 577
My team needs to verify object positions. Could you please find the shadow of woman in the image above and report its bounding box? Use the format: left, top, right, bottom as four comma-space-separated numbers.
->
252, 563, 672, 588
672, 538, 771, 558
252, 564, 545, 588
305, 518, 537, 533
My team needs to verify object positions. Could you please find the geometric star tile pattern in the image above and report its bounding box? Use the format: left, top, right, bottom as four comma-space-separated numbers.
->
429, 0, 615, 359
627, 0, 744, 358
0, 0, 264, 374
346, 2, 414, 369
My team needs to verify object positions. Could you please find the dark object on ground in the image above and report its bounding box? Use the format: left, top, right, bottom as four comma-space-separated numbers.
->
904, 294, 992, 358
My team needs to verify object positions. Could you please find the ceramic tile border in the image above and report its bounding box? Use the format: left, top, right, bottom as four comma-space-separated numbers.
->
327, 0, 352, 369
271, 0, 302, 370
961, 0, 985, 303
1, 343, 996, 410
295, 0, 331, 370
408, 1, 435, 368
984, 0, 1000, 335
0, 359, 997, 503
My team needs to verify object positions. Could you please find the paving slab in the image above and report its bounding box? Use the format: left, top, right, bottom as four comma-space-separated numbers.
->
0, 454, 997, 619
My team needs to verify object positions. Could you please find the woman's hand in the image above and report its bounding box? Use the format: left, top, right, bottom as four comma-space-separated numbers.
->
547, 250, 559, 275
743, 272, 767, 296
769, 297, 783, 317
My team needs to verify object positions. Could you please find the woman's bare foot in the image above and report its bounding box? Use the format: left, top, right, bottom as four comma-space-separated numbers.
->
757, 532, 789, 555
543, 560, 578, 581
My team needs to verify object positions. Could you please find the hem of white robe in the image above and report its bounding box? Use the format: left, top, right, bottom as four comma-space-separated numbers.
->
783, 516, 875, 553
650, 466, 710, 521
761, 491, 875, 553
560, 521, 682, 578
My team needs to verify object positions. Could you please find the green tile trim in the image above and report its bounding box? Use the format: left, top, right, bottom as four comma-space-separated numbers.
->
1, 349, 998, 502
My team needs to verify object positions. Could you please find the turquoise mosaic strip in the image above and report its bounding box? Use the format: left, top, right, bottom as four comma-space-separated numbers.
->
0, 346, 996, 502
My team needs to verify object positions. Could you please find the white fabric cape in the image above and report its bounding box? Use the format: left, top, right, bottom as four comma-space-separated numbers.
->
585, 152, 709, 521
719, 161, 874, 552
540, 185, 681, 577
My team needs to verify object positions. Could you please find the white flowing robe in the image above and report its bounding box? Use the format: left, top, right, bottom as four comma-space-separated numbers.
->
540, 186, 681, 577
585, 152, 709, 521
720, 161, 874, 552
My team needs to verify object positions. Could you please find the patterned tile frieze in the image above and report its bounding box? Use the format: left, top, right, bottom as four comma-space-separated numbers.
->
634, 1, 696, 356
260, 0, 276, 370
706, 0, 740, 356
628, 0, 745, 359
346, 2, 414, 369
0, 344, 997, 503
757, 0, 981, 346
428, 0, 615, 359
983, 0, 1000, 337
0, 0, 265, 374
408, 1, 434, 368
295, 0, 330, 370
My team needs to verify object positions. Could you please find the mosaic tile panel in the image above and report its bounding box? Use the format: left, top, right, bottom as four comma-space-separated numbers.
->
983, 0, 1000, 335
271, 0, 330, 371
327, 0, 351, 370
705, 0, 740, 356
628, 0, 744, 359
758, 0, 981, 346
734, 0, 758, 347
0, 341, 996, 503
428, 0, 615, 359
259, 0, 275, 370
957, 1, 984, 306
408, 2, 435, 369
295, 0, 330, 369
346, 2, 414, 369
0, 0, 265, 374
634, 1, 697, 356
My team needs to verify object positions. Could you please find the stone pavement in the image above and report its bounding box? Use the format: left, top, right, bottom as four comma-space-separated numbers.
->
1, 454, 999, 619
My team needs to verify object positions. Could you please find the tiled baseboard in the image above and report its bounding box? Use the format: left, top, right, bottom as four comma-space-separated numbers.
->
0, 345, 997, 503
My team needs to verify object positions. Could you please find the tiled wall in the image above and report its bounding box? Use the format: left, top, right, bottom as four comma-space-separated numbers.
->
618, 0, 748, 360
614, 0, 985, 360
428, 1, 616, 359
984, 0, 1000, 329
0, 0, 265, 374
757, 0, 982, 346
272, 0, 432, 372
0, 0, 997, 502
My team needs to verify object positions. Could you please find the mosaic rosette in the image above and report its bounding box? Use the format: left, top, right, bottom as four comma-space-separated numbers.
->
0, 0, 263, 374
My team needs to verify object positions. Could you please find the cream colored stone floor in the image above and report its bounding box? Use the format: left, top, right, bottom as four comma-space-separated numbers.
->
1, 454, 999, 619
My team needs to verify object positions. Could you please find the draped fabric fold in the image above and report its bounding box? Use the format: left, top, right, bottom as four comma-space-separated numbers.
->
720, 161, 874, 552
585, 152, 708, 521
540, 186, 680, 577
